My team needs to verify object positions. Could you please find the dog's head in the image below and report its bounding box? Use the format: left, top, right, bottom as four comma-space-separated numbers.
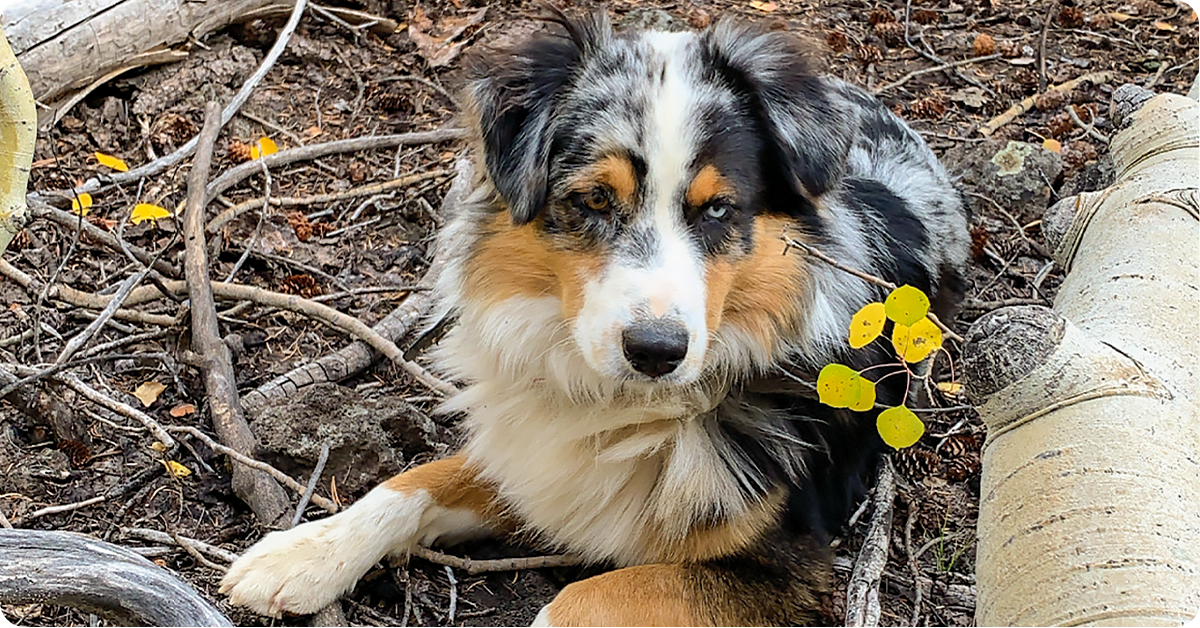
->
460, 11, 854, 386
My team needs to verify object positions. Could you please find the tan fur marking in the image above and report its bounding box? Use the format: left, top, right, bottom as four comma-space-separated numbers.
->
640, 489, 785, 563
566, 154, 638, 206
464, 214, 602, 320
714, 215, 807, 351
547, 564, 700, 627
382, 456, 512, 529
686, 164, 734, 208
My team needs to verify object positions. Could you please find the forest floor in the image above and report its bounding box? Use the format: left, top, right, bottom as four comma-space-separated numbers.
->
1, 0, 1196, 625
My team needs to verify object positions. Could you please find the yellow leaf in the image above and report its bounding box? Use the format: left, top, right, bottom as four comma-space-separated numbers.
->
94, 152, 129, 172
257, 137, 278, 156
892, 317, 943, 363
165, 460, 192, 478
936, 381, 964, 397
150, 441, 169, 452
877, 406, 925, 449
1043, 138, 1062, 153
1152, 21, 1176, 31
249, 145, 260, 160
749, 0, 779, 11
818, 363, 864, 408
169, 403, 196, 418
849, 377, 877, 412
133, 380, 166, 407
884, 285, 930, 326
848, 302, 887, 349
130, 203, 171, 225
70, 192, 93, 216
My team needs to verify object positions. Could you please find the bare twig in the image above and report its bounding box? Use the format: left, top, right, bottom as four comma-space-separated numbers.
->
51, 0, 309, 199
123, 528, 239, 563
171, 531, 229, 573
444, 565, 458, 623
183, 102, 291, 526
904, 504, 923, 626
873, 53, 1003, 95
1066, 104, 1111, 144
845, 458, 896, 627
53, 372, 175, 449
781, 232, 964, 343
410, 546, 585, 575
978, 71, 1115, 137
292, 443, 330, 528
0, 258, 178, 327
167, 426, 337, 514
1037, 3, 1056, 93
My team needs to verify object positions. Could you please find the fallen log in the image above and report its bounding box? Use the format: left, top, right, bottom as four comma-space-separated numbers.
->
0, 529, 233, 626
2, 0, 290, 105
964, 83, 1199, 625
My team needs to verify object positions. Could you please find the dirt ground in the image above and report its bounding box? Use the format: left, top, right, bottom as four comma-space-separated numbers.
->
1, 0, 1196, 625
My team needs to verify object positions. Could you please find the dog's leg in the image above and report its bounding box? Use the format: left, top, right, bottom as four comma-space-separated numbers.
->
533, 539, 829, 627
220, 455, 506, 617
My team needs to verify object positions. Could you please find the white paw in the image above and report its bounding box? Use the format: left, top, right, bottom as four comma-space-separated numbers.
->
219, 518, 363, 616
220, 488, 431, 617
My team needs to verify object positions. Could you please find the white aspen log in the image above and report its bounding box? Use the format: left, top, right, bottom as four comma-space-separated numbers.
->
964, 88, 1199, 626
1, 0, 290, 104
0, 23, 34, 256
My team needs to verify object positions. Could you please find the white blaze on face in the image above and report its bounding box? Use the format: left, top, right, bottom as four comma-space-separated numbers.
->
571, 33, 711, 384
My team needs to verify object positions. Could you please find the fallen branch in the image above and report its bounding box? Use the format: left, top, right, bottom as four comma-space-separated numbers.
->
206, 167, 452, 233
241, 157, 474, 409
977, 71, 1114, 137
845, 458, 896, 627
184, 102, 291, 527
410, 546, 584, 576
0, 529, 232, 626
873, 53, 1003, 95
167, 425, 338, 514
122, 528, 239, 564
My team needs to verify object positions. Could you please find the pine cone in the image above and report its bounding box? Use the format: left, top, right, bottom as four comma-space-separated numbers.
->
910, 97, 947, 119
856, 44, 884, 65
150, 113, 197, 153
913, 9, 940, 24
1035, 89, 1069, 112
826, 30, 850, 52
286, 210, 313, 243
227, 140, 255, 164
895, 447, 941, 481
1062, 140, 1099, 170
969, 224, 990, 262
944, 452, 982, 482
374, 91, 408, 112
279, 274, 323, 298
973, 33, 996, 56
1056, 6, 1085, 28
874, 21, 905, 47
1046, 111, 1075, 138
867, 8, 897, 24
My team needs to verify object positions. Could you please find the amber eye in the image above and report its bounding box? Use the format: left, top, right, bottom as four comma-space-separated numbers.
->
573, 187, 612, 215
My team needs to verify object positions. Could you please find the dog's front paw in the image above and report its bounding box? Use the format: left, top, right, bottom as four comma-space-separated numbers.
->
220, 518, 365, 617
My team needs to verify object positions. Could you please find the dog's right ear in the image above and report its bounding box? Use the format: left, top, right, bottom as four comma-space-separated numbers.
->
464, 9, 609, 224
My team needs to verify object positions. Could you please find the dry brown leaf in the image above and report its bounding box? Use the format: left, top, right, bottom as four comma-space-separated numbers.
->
134, 381, 167, 407
749, 1, 779, 12
170, 403, 196, 417
1108, 11, 1133, 22
408, 6, 486, 67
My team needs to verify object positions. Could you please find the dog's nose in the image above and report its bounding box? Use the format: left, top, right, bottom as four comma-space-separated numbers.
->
622, 320, 689, 378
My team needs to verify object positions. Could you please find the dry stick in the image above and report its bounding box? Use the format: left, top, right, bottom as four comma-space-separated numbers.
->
845, 459, 896, 627
872, 53, 1003, 95
291, 443, 330, 528
780, 232, 964, 343
0, 259, 177, 328
444, 565, 458, 623
977, 71, 1115, 137
904, 505, 923, 626
410, 546, 584, 575
171, 531, 228, 573
241, 158, 475, 409
1037, 3, 1056, 93
1066, 104, 1111, 144
49, 0, 309, 199
202, 129, 465, 209
29, 201, 178, 276
126, 529, 240, 563
54, 265, 158, 365
206, 168, 452, 234
54, 372, 175, 449
183, 102, 291, 527
167, 426, 337, 514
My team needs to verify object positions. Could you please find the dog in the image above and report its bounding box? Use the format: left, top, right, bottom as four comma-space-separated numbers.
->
220, 9, 969, 626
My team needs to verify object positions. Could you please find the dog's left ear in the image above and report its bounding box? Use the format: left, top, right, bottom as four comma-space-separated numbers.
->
703, 22, 855, 200
464, 10, 610, 224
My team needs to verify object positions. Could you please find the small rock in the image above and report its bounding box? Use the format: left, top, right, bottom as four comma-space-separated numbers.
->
618, 8, 684, 32
247, 383, 444, 496
945, 140, 1063, 223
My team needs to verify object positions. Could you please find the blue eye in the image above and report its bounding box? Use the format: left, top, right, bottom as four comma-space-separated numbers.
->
704, 202, 731, 220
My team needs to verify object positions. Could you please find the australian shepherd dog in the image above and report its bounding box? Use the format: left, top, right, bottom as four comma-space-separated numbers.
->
222, 8, 969, 626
